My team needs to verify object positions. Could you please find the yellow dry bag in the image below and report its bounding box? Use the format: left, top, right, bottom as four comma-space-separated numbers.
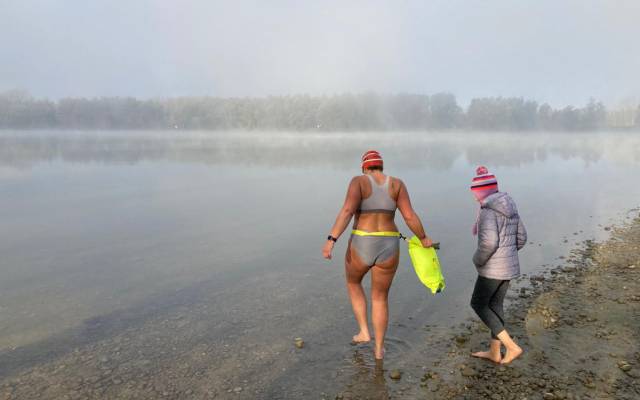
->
407, 235, 445, 294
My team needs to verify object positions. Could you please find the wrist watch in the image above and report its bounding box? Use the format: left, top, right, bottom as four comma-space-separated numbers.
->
327, 235, 338, 243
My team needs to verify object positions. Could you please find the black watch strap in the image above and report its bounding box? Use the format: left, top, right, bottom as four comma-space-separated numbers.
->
327, 235, 338, 243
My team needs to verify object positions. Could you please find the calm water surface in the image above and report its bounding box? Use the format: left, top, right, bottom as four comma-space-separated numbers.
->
1, 131, 639, 399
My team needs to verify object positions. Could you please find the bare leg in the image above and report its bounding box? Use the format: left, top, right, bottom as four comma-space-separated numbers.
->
370, 251, 399, 359
347, 282, 370, 343
345, 243, 371, 343
471, 339, 502, 363
496, 329, 523, 364
370, 293, 388, 359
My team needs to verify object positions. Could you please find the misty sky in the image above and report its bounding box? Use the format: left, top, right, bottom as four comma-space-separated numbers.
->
2, 0, 639, 106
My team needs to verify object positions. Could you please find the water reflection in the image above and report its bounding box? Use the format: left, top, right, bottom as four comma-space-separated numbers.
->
1, 131, 639, 170
2, 130, 640, 399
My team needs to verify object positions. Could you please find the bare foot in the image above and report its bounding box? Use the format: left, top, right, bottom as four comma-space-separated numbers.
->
500, 346, 523, 364
374, 347, 385, 360
471, 350, 502, 364
351, 332, 371, 345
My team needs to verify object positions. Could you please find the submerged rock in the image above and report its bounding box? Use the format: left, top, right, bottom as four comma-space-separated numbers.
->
461, 367, 477, 378
454, 335, 468, 345
389, 370, 402, 380
618, 361, 632, 372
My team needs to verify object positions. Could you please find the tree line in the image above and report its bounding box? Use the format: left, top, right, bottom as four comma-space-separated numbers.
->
1, 90, 638, 131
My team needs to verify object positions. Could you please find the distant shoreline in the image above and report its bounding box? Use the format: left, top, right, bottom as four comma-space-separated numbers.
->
2, 91, 637, 132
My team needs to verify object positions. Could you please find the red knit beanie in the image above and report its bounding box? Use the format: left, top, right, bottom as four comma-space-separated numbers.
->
361, 150, 383, 169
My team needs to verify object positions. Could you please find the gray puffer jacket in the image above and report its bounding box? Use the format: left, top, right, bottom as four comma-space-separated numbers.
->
472, 192, 527, 280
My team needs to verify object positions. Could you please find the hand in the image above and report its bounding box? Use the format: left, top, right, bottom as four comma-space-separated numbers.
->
420, 236, 433, 248
322, 240, 335, 259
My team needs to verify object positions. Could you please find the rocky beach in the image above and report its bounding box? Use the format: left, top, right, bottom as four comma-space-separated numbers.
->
334, 211, 640, 400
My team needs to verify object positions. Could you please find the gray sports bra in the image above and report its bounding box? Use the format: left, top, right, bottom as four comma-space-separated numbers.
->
358, 175, 397, 214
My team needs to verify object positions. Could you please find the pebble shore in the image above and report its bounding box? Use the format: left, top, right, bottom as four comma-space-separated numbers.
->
334, 212, 640, 400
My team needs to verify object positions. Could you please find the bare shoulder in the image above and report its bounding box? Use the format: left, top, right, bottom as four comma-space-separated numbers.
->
349, 175, 365, 191
350, 175, 365, 185
390, 176, 405, 189
391, 176, 404, 186
389, 176, 404, 197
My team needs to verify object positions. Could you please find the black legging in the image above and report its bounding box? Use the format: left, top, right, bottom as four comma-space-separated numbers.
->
470, 276, 510, 339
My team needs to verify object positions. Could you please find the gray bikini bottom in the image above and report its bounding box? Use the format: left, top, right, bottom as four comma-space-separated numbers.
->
350, 235, 399, 266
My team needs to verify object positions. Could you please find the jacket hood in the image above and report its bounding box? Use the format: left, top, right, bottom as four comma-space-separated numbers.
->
481, 192, 519, 218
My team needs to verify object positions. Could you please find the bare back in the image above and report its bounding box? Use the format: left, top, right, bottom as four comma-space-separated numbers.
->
353, 173, 401, 232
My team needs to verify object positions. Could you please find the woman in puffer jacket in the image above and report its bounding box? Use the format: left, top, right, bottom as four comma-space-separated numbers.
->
469, 166, 527, 364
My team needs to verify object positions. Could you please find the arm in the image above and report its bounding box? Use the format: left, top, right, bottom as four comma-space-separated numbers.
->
396, 179, 433, 247
472, 209, 500, 267
516, 216, 527, 250
322, 177, 361, 259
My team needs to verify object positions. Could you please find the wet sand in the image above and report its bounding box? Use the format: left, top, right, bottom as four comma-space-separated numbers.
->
333, 211, 640, 400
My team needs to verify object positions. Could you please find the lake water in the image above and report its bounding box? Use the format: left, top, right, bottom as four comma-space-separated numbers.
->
1, 131, 640, 399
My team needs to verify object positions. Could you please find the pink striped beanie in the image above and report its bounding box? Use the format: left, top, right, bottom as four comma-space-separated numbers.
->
470, 166, 499, 199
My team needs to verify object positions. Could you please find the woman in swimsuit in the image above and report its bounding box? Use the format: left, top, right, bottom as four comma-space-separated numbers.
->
322, 150, 434, 360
